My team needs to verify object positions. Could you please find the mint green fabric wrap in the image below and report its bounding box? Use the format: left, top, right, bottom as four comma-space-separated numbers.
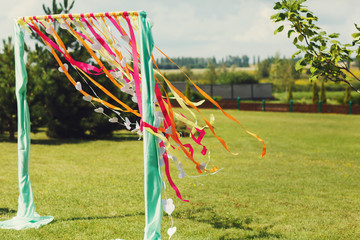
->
139, 12, 163, 240
0, 22, 53, 230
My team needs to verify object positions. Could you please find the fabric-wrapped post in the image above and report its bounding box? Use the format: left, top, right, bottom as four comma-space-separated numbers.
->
140, 12, 163, 240
0, 22, 53, 230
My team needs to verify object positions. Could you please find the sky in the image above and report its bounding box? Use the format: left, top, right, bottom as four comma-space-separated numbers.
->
1, 0, 360, 60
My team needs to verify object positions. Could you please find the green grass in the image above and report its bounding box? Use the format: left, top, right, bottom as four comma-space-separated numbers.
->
1, 110, 360, 239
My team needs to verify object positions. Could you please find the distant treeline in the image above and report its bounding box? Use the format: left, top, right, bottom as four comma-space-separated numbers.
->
155, 55, 250, 69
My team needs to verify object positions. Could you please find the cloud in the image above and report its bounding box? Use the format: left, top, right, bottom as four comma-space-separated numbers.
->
305, 0, 360, 43
7, 0, 43, 20
234, 6, 275, 43
2, 0, 360, 58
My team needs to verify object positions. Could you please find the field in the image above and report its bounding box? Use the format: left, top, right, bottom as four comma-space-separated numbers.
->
159, 65, 257, 75
1, 110, 360, 239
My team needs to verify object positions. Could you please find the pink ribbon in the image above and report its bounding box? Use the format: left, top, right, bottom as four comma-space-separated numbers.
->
188, 127, 207, 155
159, 141, 189, 202
81, 16, 116, 58
105, 13, 126, 36
124, 12, 143, 121
27, 21, 115, 76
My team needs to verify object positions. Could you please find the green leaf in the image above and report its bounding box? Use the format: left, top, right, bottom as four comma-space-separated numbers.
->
304, 29, 315, 37
270, 13, 279, 20
295, 58, 306, 71
298, 35, 304, 42
352, 32, 360, 39
293, 37, 298, 45
69, 1, 75, 10
310, 66, 317, 74
329, 33, 340, 38
273, 2, 282, 10
288, 30, 295, 38
309, 74, 318, 82
320, 45, 327, 51
274, 25, 284, 34
291, 50, 301, 59
355, 24, 360, 31
288, 12, 297, 19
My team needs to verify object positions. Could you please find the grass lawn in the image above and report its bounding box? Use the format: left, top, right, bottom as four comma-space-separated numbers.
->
1, 110, 360, 239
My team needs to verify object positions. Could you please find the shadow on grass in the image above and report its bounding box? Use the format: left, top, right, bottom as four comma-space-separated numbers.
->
173, 206, 282, 239
0, 133, 16, 143
173, 206, 253, 230
0, 208, 16, 216
0, 131, 140, 145
31, 134, 140, 145
219, 230, 282, 240
54, 212, 144, 223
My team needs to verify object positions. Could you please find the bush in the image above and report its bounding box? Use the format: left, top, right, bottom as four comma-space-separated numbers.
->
352, 94, 360, 105
165, 72, 187, 82
191, 91, 206, 101
218, 71, 258, 84
174, 120, 190, 137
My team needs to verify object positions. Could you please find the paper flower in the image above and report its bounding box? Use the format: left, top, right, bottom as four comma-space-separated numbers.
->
124, 117, 131, 130
162, 198, 175, 215
75, 82, 82, 91
58, 63, 69, 73
94, 107, 104, 114
82, 95, 92, 102
167, 226, 177, 239
109, 117, 118, 123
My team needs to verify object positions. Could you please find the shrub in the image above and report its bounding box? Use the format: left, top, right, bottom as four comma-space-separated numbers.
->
218, 71, 258, 84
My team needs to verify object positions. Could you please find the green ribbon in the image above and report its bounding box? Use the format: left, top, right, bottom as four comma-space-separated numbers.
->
0, 22, 53, 231
140, 12, 163, 240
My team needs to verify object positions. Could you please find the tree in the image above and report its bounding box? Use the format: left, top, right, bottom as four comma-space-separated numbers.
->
320, 80, 327, 103
241, 55, 250, 67
287, 82, 293, 103
272, 0, 360, 93
270, 54, 298, 92
257, 59, 271, 79
217, 63, 229, 84
184, 81, 192, 100
160, 73, 169, 97
205, 62, 217, 85
312, 81, 319, 104
27, 0, 135, 139
269, 54, 282, 86
344, 85, 351, 104
0, 38, 45, 140
0, 38, 17, 140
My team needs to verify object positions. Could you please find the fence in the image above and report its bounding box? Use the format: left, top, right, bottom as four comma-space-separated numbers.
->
169, 82, 273, 100
171, 99, 360, 115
